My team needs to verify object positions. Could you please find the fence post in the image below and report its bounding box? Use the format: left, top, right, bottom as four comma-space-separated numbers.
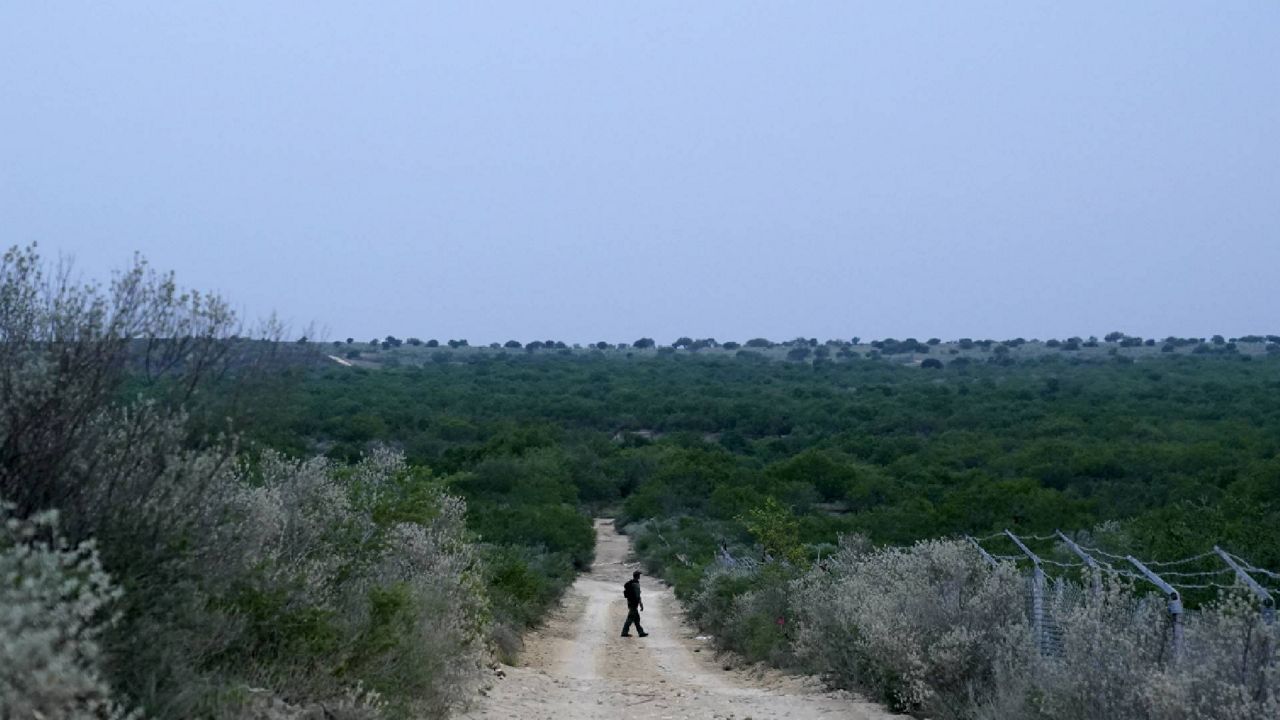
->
1006, 530, 1047, 653
967, 536, 999, 568
1215, 546, 1275, 625
1057, 530, 1102, 602
1128, 556, 1184, 660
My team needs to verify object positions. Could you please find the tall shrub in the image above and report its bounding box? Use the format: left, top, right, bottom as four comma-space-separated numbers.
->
983, 584, 1280, 720
0, 245, 489, 718
791, 538, 1026, 717
0, 501, 134, 719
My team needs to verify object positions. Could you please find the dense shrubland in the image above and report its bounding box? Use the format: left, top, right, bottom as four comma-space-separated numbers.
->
631, 524, 1279, 719
0, 246, 487, 718
791, 540, 1278, 719
10, 239, 1279, 717
236, 327, 1280, 718
244, 342, 1280, 568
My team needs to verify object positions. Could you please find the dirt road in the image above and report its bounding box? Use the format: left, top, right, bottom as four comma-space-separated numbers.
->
463, 519, 894, 720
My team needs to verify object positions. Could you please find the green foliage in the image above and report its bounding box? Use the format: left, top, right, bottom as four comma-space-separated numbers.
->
738, 498, 805, 565
217, 583, 343, 663
2, 245, 496, 720
467, 503, 594, 569
237, 349, 1280, 571
225, 333, 1280, 714
481, 544, 578, 650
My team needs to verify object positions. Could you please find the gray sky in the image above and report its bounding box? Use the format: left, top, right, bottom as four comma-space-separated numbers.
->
3, 2, 1277, 344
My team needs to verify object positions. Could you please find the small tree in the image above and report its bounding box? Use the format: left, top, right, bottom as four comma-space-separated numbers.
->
738, 497, 804, 564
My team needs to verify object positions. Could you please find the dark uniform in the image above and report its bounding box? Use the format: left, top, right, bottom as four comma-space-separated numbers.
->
621, 576, 647, 637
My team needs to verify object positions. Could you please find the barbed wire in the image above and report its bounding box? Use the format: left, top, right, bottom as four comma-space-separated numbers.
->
1154, 568, 1234, 579
1017, 533, 1061, 542
1039, 558, 1085, 569
1227, 552, 1280, 581
1169, 580, 1241, 591
1144, 551, 1218, 567
971, 534, 1280, 596
1078, 545, 1130, 562
969, 531, 1280, 602
1075, 555, 1144, 582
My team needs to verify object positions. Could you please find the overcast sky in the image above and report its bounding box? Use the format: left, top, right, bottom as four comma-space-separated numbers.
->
2, 2, 1277, 344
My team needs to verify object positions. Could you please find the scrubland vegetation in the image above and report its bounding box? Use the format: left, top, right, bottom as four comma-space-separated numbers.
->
1, 246, 486, 719
5, 242, 1279, 719
248, 331, 1280, 718
731, 537, 1278, 719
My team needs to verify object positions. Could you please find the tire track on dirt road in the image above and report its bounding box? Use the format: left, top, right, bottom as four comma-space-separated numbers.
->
464, 519, 895, 720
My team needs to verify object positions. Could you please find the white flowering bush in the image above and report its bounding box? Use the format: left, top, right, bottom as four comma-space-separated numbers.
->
980, 583, 1280, 720
785, 536, 1278, 720
0, 501, 136, 719
220, 449, 489, 718
790, 538, 1027, 717
1, 246, 491, 719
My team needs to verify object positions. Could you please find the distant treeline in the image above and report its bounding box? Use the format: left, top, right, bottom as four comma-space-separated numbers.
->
321, 332, 1280, 364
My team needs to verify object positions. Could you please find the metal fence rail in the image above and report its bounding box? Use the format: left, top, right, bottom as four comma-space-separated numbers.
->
967, 529, 1277, 657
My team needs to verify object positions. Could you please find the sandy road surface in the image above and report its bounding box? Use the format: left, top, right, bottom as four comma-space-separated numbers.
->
463, 519, 894, 720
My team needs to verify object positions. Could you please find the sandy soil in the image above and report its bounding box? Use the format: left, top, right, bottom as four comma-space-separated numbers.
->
462, 519, 895, 720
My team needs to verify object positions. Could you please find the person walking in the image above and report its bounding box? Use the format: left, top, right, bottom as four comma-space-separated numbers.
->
621, 570, 648, 637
